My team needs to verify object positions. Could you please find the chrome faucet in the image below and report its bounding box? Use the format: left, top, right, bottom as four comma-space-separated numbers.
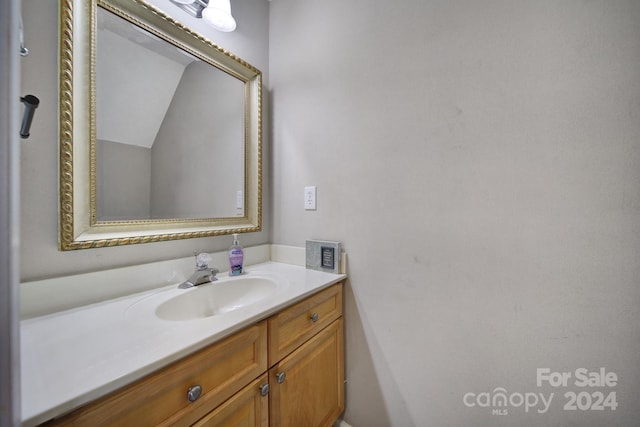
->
179, 252, 219, 289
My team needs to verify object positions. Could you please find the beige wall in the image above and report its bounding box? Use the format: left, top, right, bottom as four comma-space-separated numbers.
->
18, 0, 640, 425
97, 140, 151, 220
269, 0, 640, 426
20, 0, 270, 282
151, 61, 245, 219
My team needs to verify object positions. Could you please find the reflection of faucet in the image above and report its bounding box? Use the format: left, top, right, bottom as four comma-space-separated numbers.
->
179, 252, 219, 289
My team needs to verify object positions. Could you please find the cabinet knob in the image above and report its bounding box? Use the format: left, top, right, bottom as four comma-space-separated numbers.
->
276, 371, 286, 384
187, 385, 202, 402
259, 383, 270, 396
310, 312, 319, 323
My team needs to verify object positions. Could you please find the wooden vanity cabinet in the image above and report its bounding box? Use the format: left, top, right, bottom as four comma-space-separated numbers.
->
267, 284, 344, 427
43, 282, 344, 427
269, 319, 344, 427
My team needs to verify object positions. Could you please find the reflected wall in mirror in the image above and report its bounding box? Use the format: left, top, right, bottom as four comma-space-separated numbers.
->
59, 0, 262, 250
96, 7, 245, 220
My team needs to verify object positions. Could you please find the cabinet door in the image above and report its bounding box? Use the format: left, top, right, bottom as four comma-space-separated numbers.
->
269, 319, 344, 427
192, 374, 269, 427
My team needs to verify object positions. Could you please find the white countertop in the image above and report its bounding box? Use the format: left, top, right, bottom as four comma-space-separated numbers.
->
21, 261, 346, 426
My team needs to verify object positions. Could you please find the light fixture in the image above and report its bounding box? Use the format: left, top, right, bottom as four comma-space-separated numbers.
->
169, 0, 236, 32
202, 0, 236, 32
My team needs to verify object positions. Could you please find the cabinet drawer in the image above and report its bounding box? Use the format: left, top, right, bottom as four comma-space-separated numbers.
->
46, 321, 267, 427
268, 283, 343, 366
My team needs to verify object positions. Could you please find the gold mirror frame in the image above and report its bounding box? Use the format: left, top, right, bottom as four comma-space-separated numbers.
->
59, 0, 262, 250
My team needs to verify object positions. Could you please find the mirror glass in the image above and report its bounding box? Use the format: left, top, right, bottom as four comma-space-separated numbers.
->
59, 0, 262, 250
96, 8, 245, 220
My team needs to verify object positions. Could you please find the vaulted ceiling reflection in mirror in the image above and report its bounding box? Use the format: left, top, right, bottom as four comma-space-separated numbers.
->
95, 7, 245, 221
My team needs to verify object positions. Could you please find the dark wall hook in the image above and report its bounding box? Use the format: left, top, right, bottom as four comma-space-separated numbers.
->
20, 95, 39, 139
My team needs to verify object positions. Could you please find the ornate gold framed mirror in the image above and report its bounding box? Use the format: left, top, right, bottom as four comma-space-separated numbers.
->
59, 0, 262, 250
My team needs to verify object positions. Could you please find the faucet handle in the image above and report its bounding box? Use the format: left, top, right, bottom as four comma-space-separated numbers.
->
195, 252, 212, 269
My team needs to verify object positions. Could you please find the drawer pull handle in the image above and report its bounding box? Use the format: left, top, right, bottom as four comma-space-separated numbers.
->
259, 383, 270, 396
187, 385, 202, 402
310, 312, 319, 322
276, 372, 286, 384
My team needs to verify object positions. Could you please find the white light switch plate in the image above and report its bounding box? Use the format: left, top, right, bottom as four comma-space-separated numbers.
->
304, 186, 316, 210
236, 190, 244, 216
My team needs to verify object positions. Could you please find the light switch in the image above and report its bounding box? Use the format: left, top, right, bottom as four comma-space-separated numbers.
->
304, 186, 317, 210
236, 190, 244, 209
236, 190, 244, 216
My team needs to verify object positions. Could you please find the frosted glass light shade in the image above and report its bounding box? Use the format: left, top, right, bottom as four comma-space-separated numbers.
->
202, 0, 237, 32
172, 0, 196, 4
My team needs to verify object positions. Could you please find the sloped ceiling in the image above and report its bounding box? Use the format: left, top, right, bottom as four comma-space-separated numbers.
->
96, 8, 195, 148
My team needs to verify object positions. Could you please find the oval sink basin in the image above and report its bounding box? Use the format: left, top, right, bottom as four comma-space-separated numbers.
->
156, 276, 279, 321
